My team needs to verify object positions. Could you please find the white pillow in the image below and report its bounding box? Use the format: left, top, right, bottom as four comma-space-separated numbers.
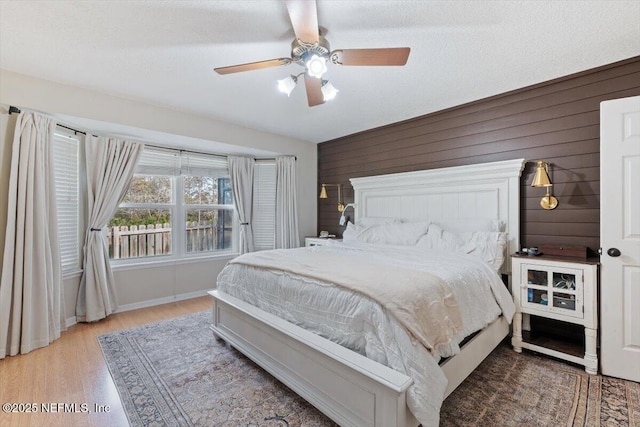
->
357, 217, 404, 227
459, 230, 507, 271
434, 218, 505, 233
342, 221, 361, 244
416, 224, 470, 252
417, 224, 507, 271
343, 221, 430, 246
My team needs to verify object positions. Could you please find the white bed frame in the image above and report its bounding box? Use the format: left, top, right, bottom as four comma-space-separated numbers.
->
210, 158, 525, 427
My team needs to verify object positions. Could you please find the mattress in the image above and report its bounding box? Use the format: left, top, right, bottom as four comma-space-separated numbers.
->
216, 242, 515, 425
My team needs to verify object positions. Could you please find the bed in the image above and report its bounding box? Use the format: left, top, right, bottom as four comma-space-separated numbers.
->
209, 158, 525, 427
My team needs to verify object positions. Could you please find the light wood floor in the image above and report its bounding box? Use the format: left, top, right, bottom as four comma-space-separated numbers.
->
0, 296, 211, 427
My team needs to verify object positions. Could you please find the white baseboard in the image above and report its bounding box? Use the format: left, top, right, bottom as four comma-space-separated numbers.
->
63, 290, 209, 327
115, 289, 210, 313
65, 316, 77, 328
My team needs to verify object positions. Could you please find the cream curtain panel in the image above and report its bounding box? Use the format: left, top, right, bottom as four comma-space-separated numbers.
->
76, 136, 143, 322
275, 156, 300, 249
0, 112, 65, 358
228, 156, 255, 254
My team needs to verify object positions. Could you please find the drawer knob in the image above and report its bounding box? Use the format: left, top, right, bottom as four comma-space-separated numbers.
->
607, 248, 621, 257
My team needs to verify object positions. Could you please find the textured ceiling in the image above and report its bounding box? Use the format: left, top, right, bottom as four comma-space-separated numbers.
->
1, 0, 639, 145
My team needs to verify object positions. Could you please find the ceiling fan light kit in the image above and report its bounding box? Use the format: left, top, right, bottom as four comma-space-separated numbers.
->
283, 74, 336, 102
214, 0, 410, 107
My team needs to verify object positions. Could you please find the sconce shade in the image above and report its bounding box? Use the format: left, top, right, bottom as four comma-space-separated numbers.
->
531, 160, 558, 210
531, 161, 553, 187
319, 184, 328, 199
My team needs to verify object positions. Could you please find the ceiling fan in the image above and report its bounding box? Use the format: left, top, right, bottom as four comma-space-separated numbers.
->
214, 0, 410, 107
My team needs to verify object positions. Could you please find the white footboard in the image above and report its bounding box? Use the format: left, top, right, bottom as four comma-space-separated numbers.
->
208, 290, 417, 427
440, 315, 510, 397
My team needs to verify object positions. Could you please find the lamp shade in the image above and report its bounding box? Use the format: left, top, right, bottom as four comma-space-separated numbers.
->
321, 81, 339, 101
531, 161, 552, 187
306, 54, 327, 78
319, 184, 328, 199
277, 75, 297, 96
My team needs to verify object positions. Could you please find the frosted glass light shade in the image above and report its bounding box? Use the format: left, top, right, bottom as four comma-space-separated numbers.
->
321, 81, 339, 101
306, 55, 327, 78
277, 75, 297, 96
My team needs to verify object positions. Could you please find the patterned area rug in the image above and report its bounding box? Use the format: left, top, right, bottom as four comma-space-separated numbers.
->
99, 312, 639, 427
440, 345, 640, 427
99, 311, 333, 427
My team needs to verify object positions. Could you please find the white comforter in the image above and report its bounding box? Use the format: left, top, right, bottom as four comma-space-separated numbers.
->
216, 242, 515, 426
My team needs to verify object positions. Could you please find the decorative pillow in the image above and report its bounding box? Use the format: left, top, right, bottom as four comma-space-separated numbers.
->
416, 224, 471, 252
343, 221, 430, 246
459, 230, 508, 271
342, 221, 361, 244
417, 224, 507, 271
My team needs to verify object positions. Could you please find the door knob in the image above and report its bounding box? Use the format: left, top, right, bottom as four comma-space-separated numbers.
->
607, 248, 621, 257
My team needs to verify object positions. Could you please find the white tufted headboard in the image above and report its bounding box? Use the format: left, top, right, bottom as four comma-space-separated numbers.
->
349, 158, 526, 275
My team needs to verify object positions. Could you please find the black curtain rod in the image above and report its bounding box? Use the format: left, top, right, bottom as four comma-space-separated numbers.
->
59, 123, 95, 137
143, 144, 228, 160
10, 106, 88, 134
8, 105, 294, 161
134, 144, 293, 162
11, 106, 100, 137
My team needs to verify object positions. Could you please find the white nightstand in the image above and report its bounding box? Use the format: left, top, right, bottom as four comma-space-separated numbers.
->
304, 237, 342, 247
511, 254, 599, 374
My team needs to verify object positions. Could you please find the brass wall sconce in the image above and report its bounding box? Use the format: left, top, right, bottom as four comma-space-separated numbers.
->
531, 160, 558, 210
319, 183, 345, 212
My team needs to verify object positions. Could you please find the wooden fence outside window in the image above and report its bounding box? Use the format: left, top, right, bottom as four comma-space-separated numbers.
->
107, 221, 222, 259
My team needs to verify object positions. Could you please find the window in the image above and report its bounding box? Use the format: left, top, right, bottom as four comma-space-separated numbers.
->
252, 161, 276, 251
53, 128, 81, 274
182, 153, 234, 254
111, 174, 173, 259
108, 148, 235, 261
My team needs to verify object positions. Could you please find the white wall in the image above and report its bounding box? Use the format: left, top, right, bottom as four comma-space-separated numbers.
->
0, 69, 317, 321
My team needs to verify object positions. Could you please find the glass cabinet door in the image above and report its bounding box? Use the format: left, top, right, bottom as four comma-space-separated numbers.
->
521, 264, 583, 319
552, 271, 577, 311
525, 269, 549, 306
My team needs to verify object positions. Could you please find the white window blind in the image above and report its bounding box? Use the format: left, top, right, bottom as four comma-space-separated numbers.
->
135, 148, 181, 176
252, 161, 276, 251
181, 152, 228, 177
135, 148, 228, 178
53, 130, 80, 273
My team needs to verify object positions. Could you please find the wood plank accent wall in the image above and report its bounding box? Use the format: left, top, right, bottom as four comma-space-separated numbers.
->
317, 56, 640, 253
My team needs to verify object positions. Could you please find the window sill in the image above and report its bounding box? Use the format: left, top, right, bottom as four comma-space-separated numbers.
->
110, 252, 238, 272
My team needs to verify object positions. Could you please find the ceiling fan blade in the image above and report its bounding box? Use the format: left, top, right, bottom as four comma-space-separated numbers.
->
286, 0, 319, 44
330, 47, 411, 66
214, 58, 291, 75
304, 75, 324, 107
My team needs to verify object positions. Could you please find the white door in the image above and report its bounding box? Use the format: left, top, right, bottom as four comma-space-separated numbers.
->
600, 95, 640, 382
